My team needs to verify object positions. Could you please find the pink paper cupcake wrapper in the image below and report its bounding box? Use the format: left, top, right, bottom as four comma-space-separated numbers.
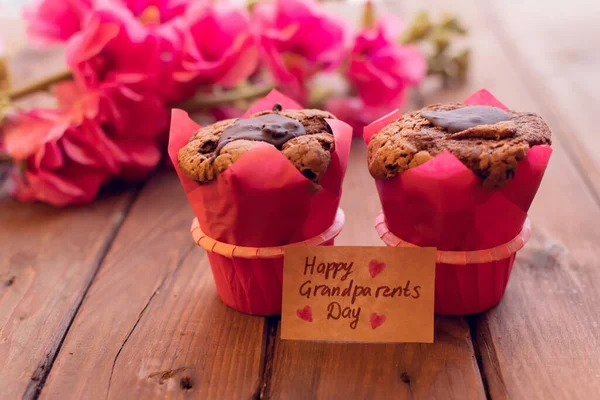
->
365, 89, 547, 315
375, 211, 531, 264
376, 212, 529, 315
191, 208, 346, 259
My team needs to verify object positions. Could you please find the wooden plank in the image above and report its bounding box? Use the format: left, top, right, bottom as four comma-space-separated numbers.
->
39, 170, 268, 399
411, 0, 600, 398
0, 187, 136, 399
264, 315, 484, 399
482, 0, 600, 195
0, 16, 137, 399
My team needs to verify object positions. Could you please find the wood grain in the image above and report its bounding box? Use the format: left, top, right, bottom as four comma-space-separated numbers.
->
264, 316, 485, 399
39, 170, 268, 399
0, 188, 136, 399
101, 249, 267, 400
410, 0, 600, 398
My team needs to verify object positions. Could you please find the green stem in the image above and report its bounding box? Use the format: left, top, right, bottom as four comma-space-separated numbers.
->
176, 82, 276, 112
1, 66, 276, 167
8, 70, 73, 101
7, 68, 275, 110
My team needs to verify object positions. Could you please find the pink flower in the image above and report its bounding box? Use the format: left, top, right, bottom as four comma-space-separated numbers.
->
348, 15, 426, 107
66, 6, 161, 91
23, 0, 187, 46
173, 1, 259, 96
118, 0, 193, 102
3, 109, 110, 206
2, 77, 169, 206
122, 0, 188, 22
253, 0, 346, 102
29, 0, 259, 102
65, 0, 194, 102
23, 0, 92, 46
54, 81, 169, 179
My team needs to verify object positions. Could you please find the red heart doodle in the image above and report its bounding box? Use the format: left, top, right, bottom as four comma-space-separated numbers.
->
296, 305, 313, 322
370, 312, 386, 330
368, 259, 386, 278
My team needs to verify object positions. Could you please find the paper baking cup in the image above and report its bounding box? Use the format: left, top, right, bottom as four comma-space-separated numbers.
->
191, 208, 346, 315
376, 212, 531, 315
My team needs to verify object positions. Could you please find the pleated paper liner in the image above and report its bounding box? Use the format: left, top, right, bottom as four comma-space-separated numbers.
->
168, 90, 352, 316
376, 212, 531, 315
168, 90, 352, 249
364, 89, 551, 315
191, 209, 346, 316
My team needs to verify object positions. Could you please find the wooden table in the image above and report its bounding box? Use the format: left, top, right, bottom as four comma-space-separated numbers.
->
1, 1, 599, 399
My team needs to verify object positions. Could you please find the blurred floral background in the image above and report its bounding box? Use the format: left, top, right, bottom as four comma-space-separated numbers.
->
0, 0, 468, 206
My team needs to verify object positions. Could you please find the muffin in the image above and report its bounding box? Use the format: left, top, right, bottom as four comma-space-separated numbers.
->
367, 103, 551, 188
364, 93, 553, 315
168, 92, 352, 315
178, 105, 336, 183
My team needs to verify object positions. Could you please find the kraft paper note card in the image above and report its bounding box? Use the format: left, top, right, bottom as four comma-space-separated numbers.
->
281, 246, 436, 343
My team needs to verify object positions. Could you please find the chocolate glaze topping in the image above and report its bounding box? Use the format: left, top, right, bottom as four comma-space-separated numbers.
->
421, 105, 511, 134
214, 104, 305, 154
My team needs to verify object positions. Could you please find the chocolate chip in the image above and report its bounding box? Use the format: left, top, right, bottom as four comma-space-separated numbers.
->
302, 169, 316, 180
320, 141, 331, 151
200, 141, 217, 153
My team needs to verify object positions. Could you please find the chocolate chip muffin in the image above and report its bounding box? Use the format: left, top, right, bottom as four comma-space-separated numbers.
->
178, 106, 336, 183
367, 104, 552, 188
